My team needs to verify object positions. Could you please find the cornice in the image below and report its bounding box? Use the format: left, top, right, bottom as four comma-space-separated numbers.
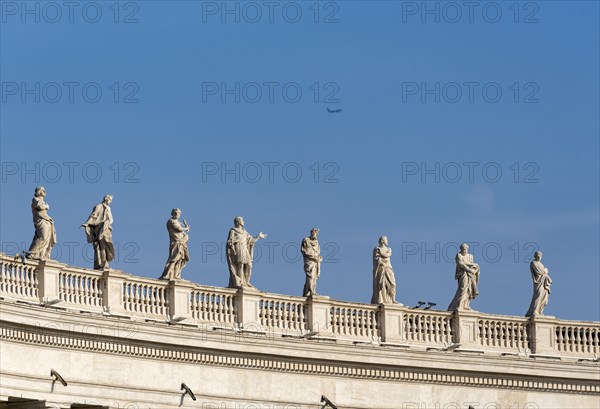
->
1, 301, 598, 396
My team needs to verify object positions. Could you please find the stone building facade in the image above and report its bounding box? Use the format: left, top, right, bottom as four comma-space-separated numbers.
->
0, 253, 598, 408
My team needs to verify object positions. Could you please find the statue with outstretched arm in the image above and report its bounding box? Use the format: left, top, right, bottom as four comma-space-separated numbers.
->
226, 216, 267, 289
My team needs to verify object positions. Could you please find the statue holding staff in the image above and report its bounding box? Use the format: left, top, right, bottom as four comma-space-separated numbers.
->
301, 228, 322, 297
226, 216, 267, 288
526, 251, 552, 317
371, 236, 397, 304
448, 243, 480, 311
82, 195, 115, 270
160, 208, 190, 280
25, 186, 57, 260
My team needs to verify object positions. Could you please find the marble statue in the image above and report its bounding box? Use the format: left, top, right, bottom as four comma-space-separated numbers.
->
526, 251, 552, 317
371, 236, 397, 304
301, 228, 322, 297
82, 195, 115, 270
448, 243, 480, 311
226, 216, 267, 288
25, 186, 57, 260
159, 208, 190, 280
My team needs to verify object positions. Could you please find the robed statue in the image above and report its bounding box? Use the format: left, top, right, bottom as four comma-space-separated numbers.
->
301, 228, 322, 297
226, 216, 267, 288
448, 243, 480, 311
82, 195, 115, 270
25, 186, 57, 260
371, 236, 397, 304
526, 251, 552, 317
159, 208, 190, 280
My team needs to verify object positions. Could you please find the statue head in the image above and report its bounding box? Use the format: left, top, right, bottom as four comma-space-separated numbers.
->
171, 208, 181, 218
534, 251, 542, 261
310, 228, 319, 239
234, 216, 244, 228
460, 243, 469, 253
379, 236, 388, 246
34, 186, 46, 197
103, 194, 113, 204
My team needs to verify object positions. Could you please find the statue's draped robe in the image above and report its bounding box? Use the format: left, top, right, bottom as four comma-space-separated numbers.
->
27, 196, 57, 260
526, 260, 551, 317
160, 218, 189, 280
226, 227, 256, 288
301, 237, 320, 296
448, 252, 480, 311
84, 203, 114, 270
371, 245, 396, 304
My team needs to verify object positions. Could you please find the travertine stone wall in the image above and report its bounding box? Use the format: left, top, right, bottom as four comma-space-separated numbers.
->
0, 253, 599, 408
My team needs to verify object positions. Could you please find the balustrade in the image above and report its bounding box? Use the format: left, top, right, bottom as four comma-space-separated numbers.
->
1, 252, 598, 359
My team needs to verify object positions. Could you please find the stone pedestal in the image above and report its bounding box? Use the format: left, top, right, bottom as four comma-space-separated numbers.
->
452, 310, 483, 352
37, 259, 64, 304
306, 295, 334, 338
102, 269, 127, 316
167, 280, 195, 323
235, 287, 264, 332
529, 316, 560, 358
379, 303, 406, 345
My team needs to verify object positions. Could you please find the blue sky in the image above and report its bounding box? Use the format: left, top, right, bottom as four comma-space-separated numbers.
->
1, 1, 598, 321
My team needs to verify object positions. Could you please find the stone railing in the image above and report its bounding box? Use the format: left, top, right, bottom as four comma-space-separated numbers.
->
330, 300, 379, 341
0, 253, 598, 359
122, 276, 170, 319
554, 320, 600, 356
478, 315, 529, 352
258, 293, 307, 332
57, 265, 104, 313
190, 287, 237, 326
0, 256, 38, 302
402, 309, 453, 347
